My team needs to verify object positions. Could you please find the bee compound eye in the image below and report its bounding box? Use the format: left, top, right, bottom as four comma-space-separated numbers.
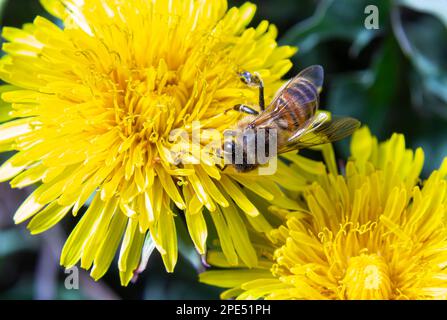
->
223, 141, 235, 153
239, 71, 251, 83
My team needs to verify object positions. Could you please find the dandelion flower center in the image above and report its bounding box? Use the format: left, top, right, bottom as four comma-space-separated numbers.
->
343, 254, 391, 299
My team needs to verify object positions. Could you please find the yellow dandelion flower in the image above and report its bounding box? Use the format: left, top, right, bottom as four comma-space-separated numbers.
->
0, 0, 302, 285
200, 127, 447, 300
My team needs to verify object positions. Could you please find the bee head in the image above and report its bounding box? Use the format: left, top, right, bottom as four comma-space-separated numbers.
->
223, 139, 236, 155
239, 71, 252, 84
223, 129, 257, 161
238, 71, 262, 88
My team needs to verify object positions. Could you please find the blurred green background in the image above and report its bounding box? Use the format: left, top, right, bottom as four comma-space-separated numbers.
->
0, 0, 446, 299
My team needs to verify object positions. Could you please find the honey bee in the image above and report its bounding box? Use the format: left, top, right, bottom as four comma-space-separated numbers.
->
222, 65, 360, 172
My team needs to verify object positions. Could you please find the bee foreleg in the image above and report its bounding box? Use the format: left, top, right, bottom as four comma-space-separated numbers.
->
253, 72, 265, 111
227, 104, 259, 116
239, 71, 265, 111
217, 164, 227, 171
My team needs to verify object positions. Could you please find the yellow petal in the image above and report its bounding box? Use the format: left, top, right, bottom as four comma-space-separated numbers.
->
209, 207, 238, 266
219, 175, 259, 217
60, 194, 106, 268
199, 269, 273, 288
118, 218, 145, 286
80, 197, 118, 270
0, 118, 32, 145
27, 202, 72, 234
154, 165, 186, 210
90, 211, 127, 280
157, 209, 178, 273
14, 184, 55, 224
0, 155, 28, 183
195, 165, 229, 207
221, 204, 258, 267
183, 186, 207, 254
187, 172, 216, 212
230, 175, 274, 201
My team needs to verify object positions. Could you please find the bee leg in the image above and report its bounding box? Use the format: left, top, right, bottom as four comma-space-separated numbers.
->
225, 104, 259, 115
254, 72, 265, 111
214, 149, 226, 170
239, 71, 265, 111
217, 164, 227, 171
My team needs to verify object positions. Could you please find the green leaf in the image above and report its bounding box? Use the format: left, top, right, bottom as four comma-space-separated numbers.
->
0, 0, 8, 24
398, 0, 447, 27
328, 36, 403, 153
393, 8, 447, 116
0, 229, 38, 257
281, 0, 388, 55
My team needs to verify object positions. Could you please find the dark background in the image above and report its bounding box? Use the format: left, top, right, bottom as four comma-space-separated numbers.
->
0, 0, 446, 299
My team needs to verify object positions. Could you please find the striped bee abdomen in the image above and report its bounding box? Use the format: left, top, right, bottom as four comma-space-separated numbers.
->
270, 78, 319, 129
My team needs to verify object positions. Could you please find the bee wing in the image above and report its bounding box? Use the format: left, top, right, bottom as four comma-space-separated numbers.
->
260, 65, 325, 126
271, 65, 324, 102
278, 114, 360, 153
295, 65, 324, 92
